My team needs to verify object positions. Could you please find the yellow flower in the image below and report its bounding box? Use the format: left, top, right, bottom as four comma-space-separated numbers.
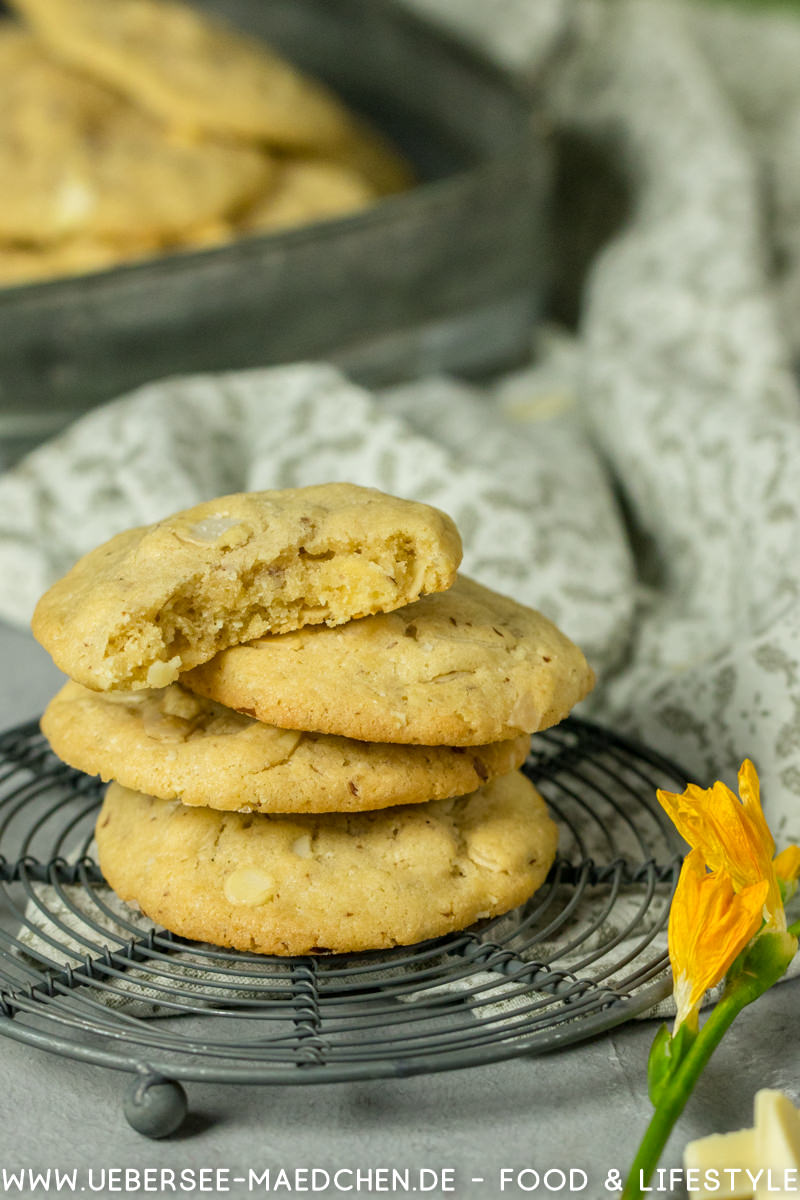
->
657, 760, 800, 931
775, 844, 800, 884
669, 849, 767, 1031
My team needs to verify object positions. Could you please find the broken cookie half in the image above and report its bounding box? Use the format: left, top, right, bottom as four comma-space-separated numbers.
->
31, 483, 462, 691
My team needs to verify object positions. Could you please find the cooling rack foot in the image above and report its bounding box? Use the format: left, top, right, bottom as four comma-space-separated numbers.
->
123, 1072, 188, 1138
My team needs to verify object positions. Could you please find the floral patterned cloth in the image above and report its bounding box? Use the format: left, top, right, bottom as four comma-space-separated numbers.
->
1, 2, 800, 865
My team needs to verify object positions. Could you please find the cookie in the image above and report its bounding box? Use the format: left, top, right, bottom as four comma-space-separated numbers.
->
10, 0, 355, 150
94, 771, 558, 954
240, 159, 376, 236
184, 575, 595, 746
42, 680, 530, 813
182, 574, 596, 746
0, 236, 154, 287
322, 119, 416, 197
0, 28, 270, 244
32, 484, 463, 692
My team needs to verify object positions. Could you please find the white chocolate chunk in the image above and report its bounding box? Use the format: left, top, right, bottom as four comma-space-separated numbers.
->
186, 517, 243, 542
466, 846, 504, 871
684, 1092, 800, 1200
292, 834, 313, 859
141, 707, 194, 742
223, 866, 274, 906
145, 657, 182, 688
508, 689, 541, 731
55, 175, 95, 228
754, 1090, 800, 1200
684, 1128, 755, 1199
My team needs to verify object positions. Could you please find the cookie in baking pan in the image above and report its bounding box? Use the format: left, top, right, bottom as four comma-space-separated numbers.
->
0, 233, 159, 287
42, 680, 530, 813
239, 158, 377, 236
321, 117, 416, 197
94, 771, 558, 954
0, 28, 270, 244
9, 0, 355, 150
32, 484, 462, 691
184, 575, 595, 747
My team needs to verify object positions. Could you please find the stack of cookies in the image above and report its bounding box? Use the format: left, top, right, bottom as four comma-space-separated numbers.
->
33, 484, 595, 955
1, 0, 412, 288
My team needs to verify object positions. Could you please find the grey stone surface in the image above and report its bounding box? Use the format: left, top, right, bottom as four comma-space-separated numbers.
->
0, 622, 797, 1199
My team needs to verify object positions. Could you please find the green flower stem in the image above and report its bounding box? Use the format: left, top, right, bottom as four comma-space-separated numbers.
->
621, 931, 797, 1200
621, 991, 751, 1198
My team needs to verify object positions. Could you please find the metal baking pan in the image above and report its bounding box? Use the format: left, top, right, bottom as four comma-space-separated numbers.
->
0, 0, 552, 462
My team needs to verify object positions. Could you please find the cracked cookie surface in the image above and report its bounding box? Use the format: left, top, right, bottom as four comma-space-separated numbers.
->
184, 575, 595, 746
95, 771, 558, 954
32, 483, 462, 692
42, 681, 529, 813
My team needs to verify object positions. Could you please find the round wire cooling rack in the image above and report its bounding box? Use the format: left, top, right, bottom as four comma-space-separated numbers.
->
0, 715, 688, 1136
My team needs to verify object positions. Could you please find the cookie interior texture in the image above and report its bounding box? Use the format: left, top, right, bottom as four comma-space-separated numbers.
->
31, 484, 462, 691
95, 772, 559, 954
42, 680, 530, 813
183, 574, 596, 746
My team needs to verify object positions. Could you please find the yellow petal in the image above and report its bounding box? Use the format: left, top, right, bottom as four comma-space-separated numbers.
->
658, 762, 783, 926
774, 844, 800, 883
738, 759, 775, 862
669, 850, 768, 1029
